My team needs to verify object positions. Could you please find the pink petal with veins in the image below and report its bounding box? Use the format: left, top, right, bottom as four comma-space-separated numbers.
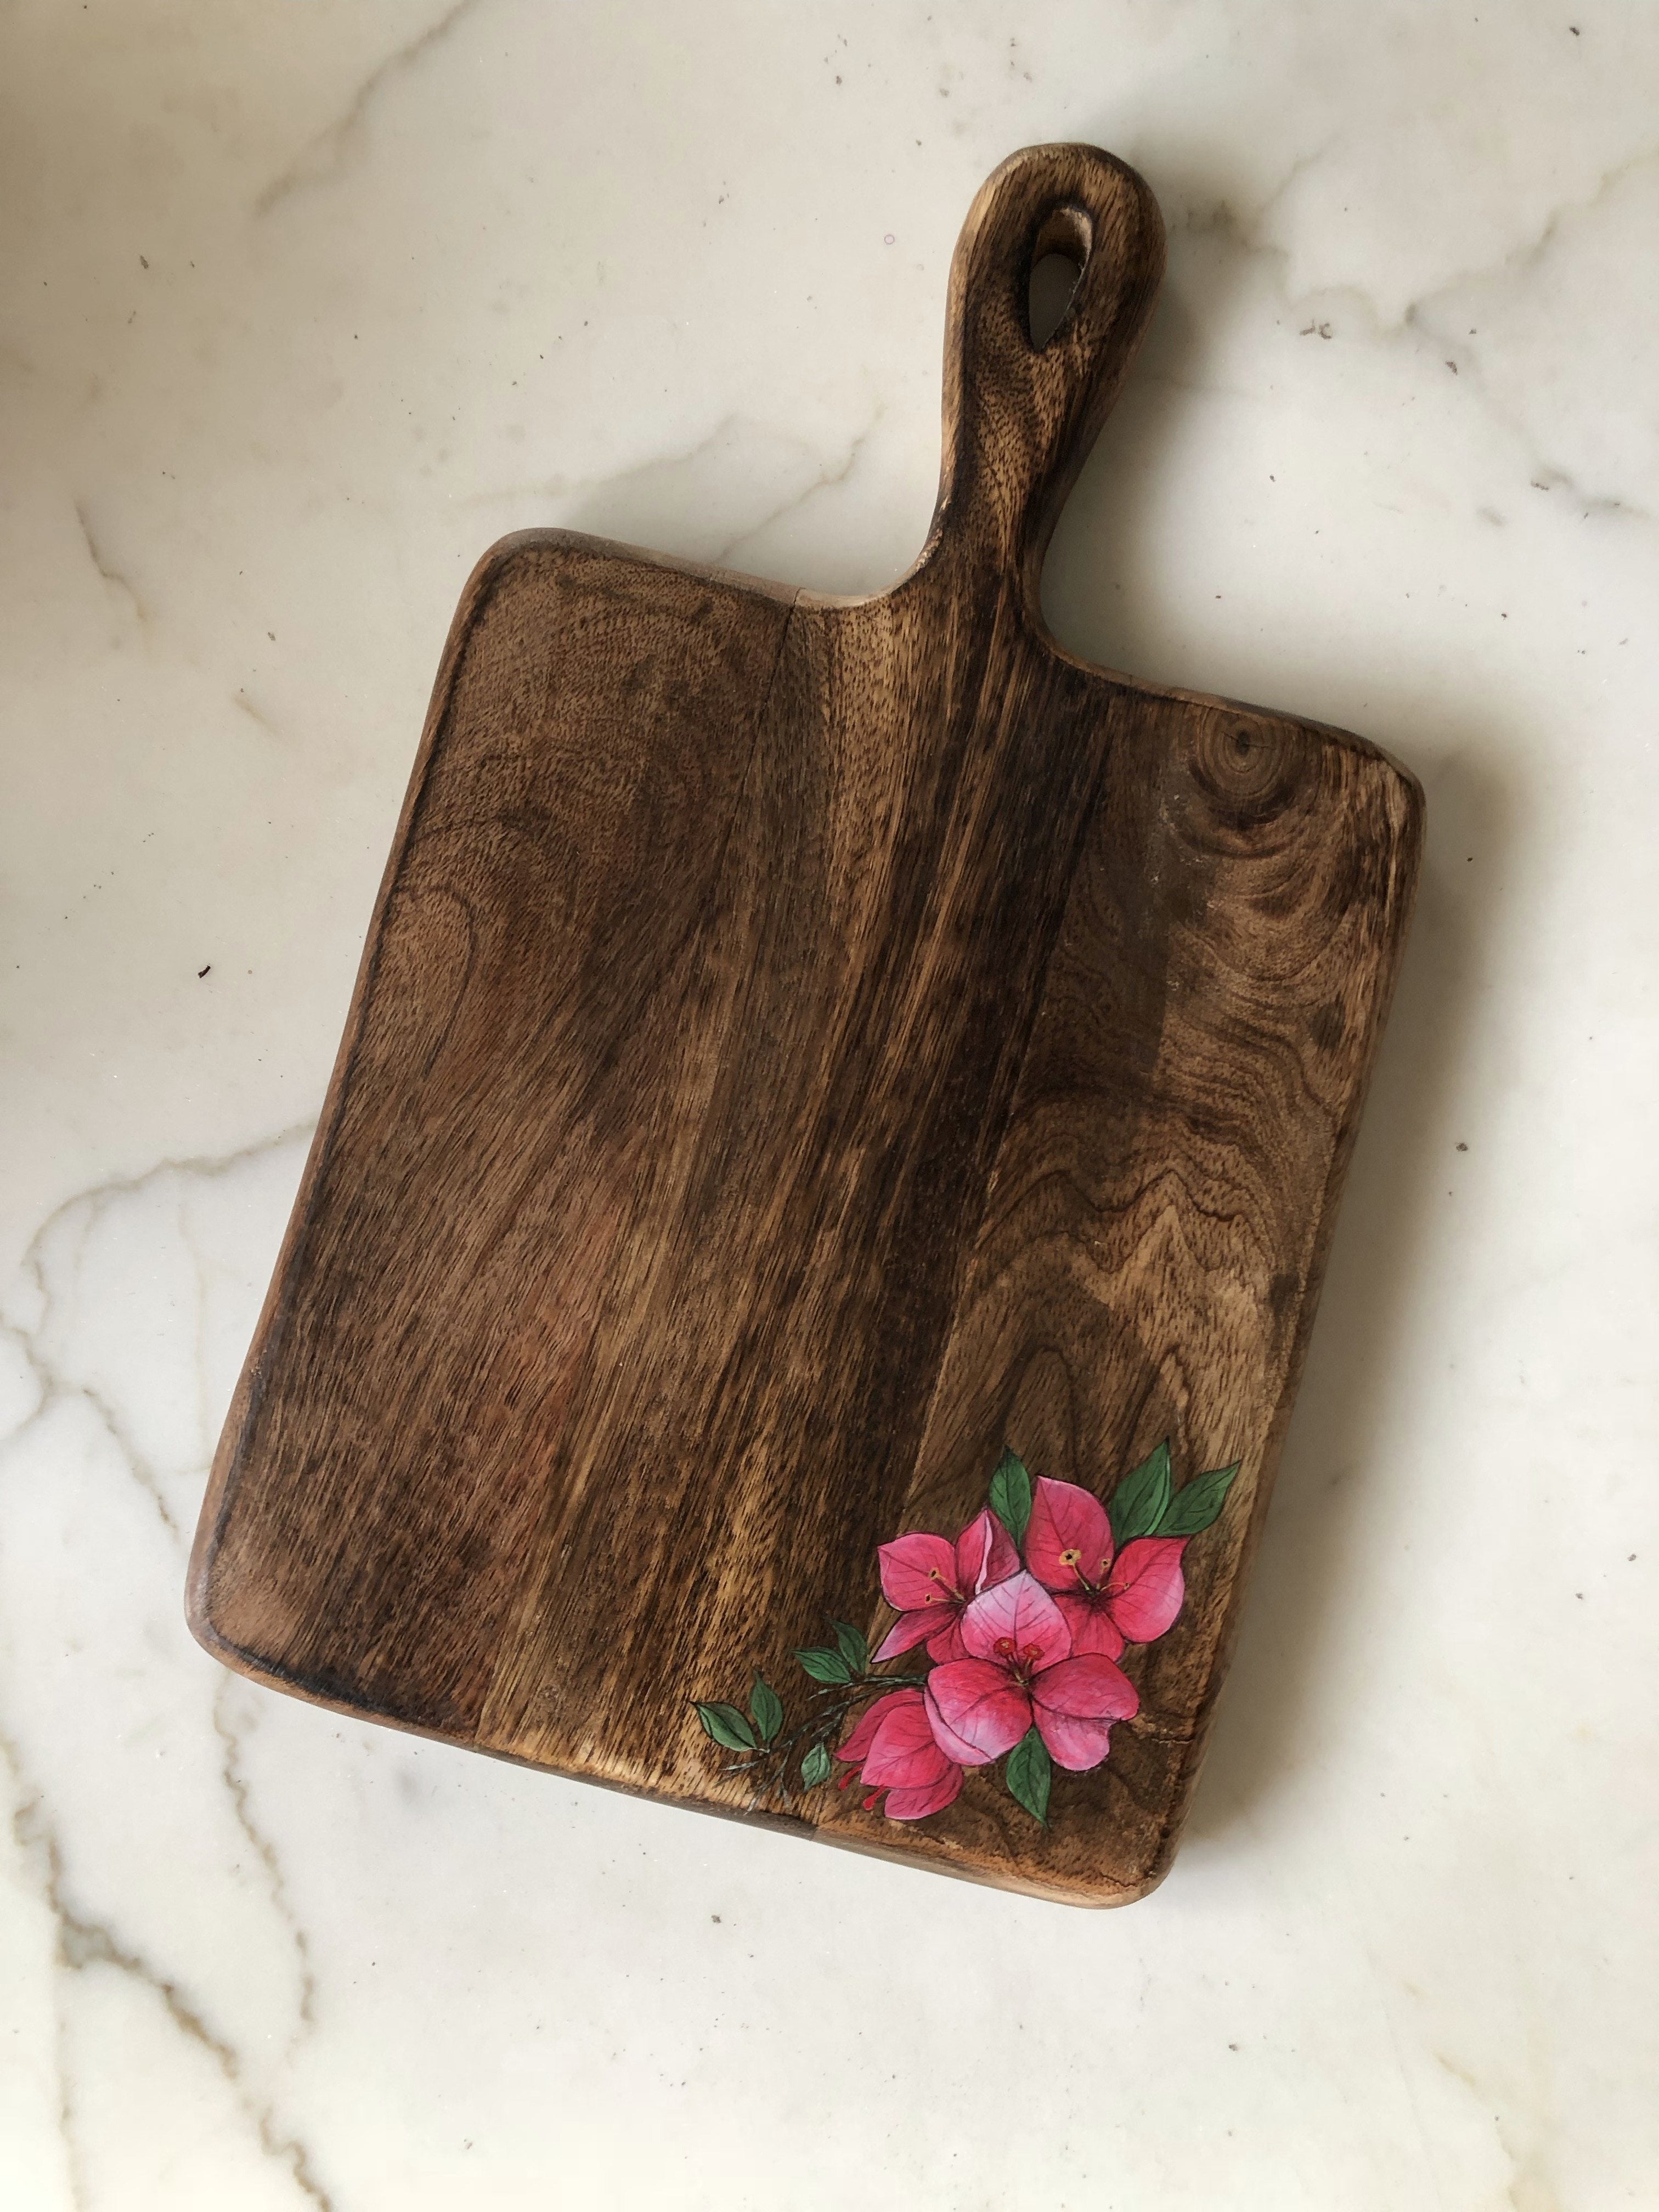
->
1054, 1592, 1126, 1660
1103, 1537, 1188, 1643
1030, 1653, 1139, 1771
877, 1531, 961, 1611
926, 1661, 1032, 1763
883, 1764, 964, 1819
955, 1507, 1020, 1595
872, 1609, 936, 1662
859, 1697, 960, 1791
923, 1683, 990, 1766
1032, 1705, 1119, 1771
958, 1571, 1071, 1669
925, 1615, 971, 1662
836, 1689, 922, 1767
1024, 1477, 1114, 1592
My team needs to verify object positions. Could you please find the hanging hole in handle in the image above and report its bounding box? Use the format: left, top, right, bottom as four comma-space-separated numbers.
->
1025, 202, 1094, 351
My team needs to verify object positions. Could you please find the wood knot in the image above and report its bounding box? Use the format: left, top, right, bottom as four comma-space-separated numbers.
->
1183, 712, 1304, 836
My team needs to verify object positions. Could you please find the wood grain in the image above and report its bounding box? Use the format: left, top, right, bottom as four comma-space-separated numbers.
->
188, 145, 1423, 1905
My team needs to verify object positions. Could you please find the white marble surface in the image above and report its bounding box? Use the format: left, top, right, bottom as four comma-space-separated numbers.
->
2, 3, 1655, 2205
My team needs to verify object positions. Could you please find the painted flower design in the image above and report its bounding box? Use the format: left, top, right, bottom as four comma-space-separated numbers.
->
695, 1439, 1240, 1830
925, 1571, 1138, 1770
1024, 1476, 1187, 1658
872, 1506, 1019, 1661
833, 1688, 963, 1819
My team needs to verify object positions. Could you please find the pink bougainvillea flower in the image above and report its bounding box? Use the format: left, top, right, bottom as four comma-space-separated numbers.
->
835, 1689, 963, 1820
924, 1571, 1138, 1773
1022, 1475, 1188, 1659
873, 1506, 1019, 1662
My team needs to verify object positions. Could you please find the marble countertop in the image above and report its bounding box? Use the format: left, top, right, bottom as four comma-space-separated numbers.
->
2, 4, 1655, 2205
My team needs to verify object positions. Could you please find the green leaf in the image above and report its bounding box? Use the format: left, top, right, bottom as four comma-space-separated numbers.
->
1005, 1727, 1051, 1826
796, 1646, 854, 1685
832, 1620, 869, 1673
695, 1701, 756, 1752
1109, 1441, 1172, 1545
989, 1447, 1034, 1545
749, 1676, 784, 1745
801, 1741, 833, 1789
1157, 1460, 1242, 1537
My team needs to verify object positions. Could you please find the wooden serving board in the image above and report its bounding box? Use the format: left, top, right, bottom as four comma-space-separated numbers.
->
189, 145, 1421, 1906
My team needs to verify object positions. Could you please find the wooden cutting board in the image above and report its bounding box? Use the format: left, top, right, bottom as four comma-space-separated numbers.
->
188, 144, 1422, 1906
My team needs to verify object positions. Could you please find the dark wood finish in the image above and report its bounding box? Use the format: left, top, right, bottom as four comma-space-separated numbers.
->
188, 146, 1422, 1905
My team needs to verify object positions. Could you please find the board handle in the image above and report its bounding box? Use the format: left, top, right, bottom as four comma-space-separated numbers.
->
932, 145, 1166, 606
